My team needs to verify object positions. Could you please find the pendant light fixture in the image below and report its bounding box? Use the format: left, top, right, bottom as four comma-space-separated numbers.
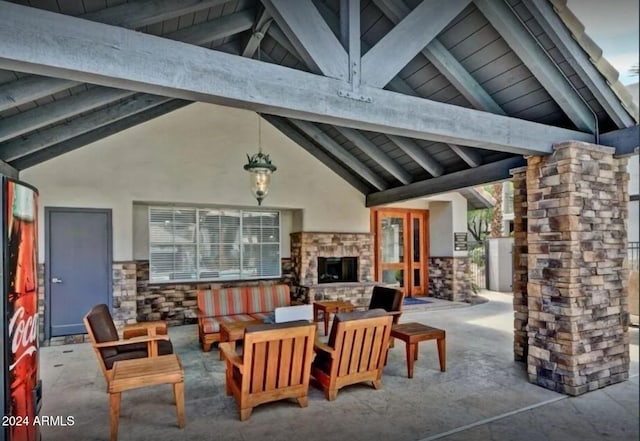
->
243, 35, 276, 206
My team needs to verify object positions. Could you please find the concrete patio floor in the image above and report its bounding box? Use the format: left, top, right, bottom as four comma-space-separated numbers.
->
39, 291, 639, 441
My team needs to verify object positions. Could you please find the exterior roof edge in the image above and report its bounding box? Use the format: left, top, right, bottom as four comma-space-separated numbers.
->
550, 0, 639, 123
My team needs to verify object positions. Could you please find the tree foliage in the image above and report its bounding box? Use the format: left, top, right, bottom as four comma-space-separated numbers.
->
490, 183, 503, 237
467, 208, 491, 242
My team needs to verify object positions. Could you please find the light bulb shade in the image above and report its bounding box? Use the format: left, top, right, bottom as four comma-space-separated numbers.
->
249, 168, 272, 205
244, 151, 277, 205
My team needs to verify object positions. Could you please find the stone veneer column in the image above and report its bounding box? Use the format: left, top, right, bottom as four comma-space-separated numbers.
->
526, 141, 629, 395
112, 262, 138, 328
511, 166, 528, 362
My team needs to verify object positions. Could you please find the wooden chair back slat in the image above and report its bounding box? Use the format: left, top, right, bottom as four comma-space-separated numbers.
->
290, 336, 306, 385
337, 329, 354, 377
311, 311, 393, 401
264, 341, 280, 391
250, 342, 267, 394
349, 328, 365, 374
359, 327, 374, 372
277, 338, 294, 389
368, 327, 384, 370
225, 322, 316, 420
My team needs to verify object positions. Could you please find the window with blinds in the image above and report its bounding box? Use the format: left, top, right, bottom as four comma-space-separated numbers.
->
148, 207, 280, 282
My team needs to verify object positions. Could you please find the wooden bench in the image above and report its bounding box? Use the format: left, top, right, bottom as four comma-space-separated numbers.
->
390, 322, 446, 378
108, 354, 185, 441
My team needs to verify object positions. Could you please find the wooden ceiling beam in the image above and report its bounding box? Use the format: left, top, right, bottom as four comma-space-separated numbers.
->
263, 115, 371, 194
334, 126, 412, 185
11, 100, 190, 170
0, 87, 133, 143
362, 0, 470, 88
261, 0, 348, 80
0, 94, 173, 162
289, 119, 388, 190
0, 2, 593, 156
0, 0, 236, 113
475, 0, 597, 133
366, 156, 526, 206
386, 135, 444, 177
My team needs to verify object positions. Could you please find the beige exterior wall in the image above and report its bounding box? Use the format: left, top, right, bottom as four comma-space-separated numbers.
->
426, 192, 468, 257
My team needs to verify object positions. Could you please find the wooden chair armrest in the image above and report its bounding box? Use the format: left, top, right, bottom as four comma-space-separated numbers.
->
219, 343, 244, 370
387, 310, 402, 316
313, 340, 336, 358
94, 334, 169, 348
123, 321, 167, 338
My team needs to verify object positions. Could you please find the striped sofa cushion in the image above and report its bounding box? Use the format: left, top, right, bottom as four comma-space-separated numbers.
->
248, 311, 273, 321
197, 287, 245, 317
201, 314, 256, 334
244, 285, 290, 314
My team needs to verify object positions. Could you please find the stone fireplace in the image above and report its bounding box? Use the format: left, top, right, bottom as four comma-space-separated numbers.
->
290, 232, 375, 305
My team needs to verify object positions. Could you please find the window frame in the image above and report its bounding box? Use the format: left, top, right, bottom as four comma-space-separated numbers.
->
147, 205, 282, 283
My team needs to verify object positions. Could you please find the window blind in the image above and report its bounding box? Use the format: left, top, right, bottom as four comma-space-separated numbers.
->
149, 206, 280, 282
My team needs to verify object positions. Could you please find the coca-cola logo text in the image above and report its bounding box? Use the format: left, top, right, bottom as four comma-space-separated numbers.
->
8, 306, 38, 371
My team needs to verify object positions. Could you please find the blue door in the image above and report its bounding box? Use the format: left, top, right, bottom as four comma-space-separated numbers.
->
46, 208, 112, 337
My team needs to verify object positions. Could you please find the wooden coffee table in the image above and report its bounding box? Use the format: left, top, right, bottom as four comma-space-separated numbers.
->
219, 319, 264, 359
313, 300, 355, 335
390, 322, 446, 378
109, 354, 185, 441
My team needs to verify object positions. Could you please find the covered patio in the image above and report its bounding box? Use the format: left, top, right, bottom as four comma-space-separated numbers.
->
40, 292, 639, 441
0, 0, 638, 436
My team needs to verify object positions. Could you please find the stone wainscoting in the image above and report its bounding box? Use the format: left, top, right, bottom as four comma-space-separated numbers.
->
428, 257, 471, 303
135, 260, 294, 325
290, 232, 374, 304
38, 258, 295, 343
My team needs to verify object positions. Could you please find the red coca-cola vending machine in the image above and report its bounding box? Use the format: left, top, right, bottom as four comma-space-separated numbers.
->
1, 177, 42, 441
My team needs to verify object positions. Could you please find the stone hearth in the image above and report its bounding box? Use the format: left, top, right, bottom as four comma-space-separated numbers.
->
290, 232, 374, 305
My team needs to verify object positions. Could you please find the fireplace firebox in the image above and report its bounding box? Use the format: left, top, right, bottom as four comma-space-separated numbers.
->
317, 257, 358, 284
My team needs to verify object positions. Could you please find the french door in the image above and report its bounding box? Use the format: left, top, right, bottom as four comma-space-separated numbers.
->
371, 209, 429, 297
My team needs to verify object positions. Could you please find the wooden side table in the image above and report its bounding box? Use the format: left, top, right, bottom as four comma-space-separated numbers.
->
390, 322, 446, 378
109, 354, 185, 441
219, 319, 264, 359
313, 300, 355, 335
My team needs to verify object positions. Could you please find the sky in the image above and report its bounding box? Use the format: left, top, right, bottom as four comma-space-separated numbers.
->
567, 0, 639, 85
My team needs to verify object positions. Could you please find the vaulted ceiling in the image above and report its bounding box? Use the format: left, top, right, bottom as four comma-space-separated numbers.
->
0, 0, 637, 206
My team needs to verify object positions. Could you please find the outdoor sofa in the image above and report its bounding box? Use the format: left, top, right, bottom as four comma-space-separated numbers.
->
196, 284, 291, 351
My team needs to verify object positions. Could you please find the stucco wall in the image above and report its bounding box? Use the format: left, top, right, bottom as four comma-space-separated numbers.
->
426, 192, 468, 257
21, 103, 370, 262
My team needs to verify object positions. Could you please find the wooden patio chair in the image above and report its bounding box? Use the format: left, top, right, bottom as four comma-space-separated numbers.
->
219, 320, 316, 421
367, 285, 405, 325
311, 309, 393, 401
83, 304, 173, 389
